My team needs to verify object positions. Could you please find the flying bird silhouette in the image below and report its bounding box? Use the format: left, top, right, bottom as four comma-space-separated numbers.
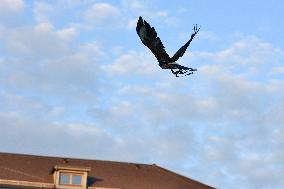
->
136, 16, 200, 77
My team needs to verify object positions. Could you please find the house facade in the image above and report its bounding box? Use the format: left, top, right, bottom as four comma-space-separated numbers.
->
0, 152, 214, 189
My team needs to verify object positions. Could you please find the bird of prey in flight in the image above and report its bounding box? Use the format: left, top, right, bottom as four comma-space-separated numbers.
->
136, 16, 200, 77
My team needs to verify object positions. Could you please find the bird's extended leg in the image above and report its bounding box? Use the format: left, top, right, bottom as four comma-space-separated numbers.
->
171, 68, 196, 77
171, 69, 186, 77
169, 63, 197, 77
171, 69, 180, 77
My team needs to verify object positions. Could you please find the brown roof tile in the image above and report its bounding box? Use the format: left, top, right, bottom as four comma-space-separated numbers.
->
0, 152, 215, 189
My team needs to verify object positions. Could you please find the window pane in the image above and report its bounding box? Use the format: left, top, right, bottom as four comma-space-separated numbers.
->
72, 175, 82, 185
59, 173, 70, 184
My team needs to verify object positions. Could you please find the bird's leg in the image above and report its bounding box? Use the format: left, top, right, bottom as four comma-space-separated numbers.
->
179, 69, 194, 77
178, 70, 185, 77
171, 69, 186, 77
171, 69, 179, 77
185, 71, 194, 76
178, 69, 190, 77
173, 69, 186, 77
171, 68, 196, 77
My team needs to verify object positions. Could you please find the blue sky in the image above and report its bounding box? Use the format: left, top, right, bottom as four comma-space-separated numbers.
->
0, 0, 284, 188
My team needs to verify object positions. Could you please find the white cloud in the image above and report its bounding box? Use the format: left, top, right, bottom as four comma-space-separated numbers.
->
121, 0, 169, 20
122, 0, 144, 10
0, 22, 101, 102
126, 19, 137, 29
0, 111, 117, 159
212, 36, 280, 66
75, 0, 175, 30
197, 30, 220, 41
66, 123, 105, 137
0, 0, 24, 13
269, 66, 284, 75
0, 93, 49, 118
85, 3, 120, 19
33, 2, 54, 23
188, 36, 284, 81
104, 50, 160, 78
84, 3, 122, 28
48, 106, 66, 117
79, 41, 105, 58
1, 23, 72, 60
56, 27, 77, 42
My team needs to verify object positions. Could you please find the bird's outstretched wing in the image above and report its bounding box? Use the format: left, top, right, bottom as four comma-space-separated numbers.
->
170, 25, 200, 62
136, 16, 171, 64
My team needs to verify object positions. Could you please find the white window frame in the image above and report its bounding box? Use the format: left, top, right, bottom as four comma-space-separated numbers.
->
54, 165, 90, 189
59, 172, 83, 186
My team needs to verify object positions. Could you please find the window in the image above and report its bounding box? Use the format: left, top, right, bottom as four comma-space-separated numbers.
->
54, 165, 90, 189
59, 172, 83, 186
59, 173, 69, 185
72, 175, 82, 185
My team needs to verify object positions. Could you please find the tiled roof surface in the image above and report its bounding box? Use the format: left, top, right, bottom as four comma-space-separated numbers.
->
0, 152, 214, 189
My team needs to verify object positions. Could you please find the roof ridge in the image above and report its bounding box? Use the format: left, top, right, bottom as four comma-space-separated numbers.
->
152, 164, 215, 188
0, 151, 151, 167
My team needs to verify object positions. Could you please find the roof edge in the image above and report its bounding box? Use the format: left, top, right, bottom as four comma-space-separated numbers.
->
153, 164, 216, 189
0, 178, 54, 189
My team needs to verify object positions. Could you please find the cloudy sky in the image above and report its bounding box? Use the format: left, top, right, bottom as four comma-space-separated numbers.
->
1, 0, 284, 188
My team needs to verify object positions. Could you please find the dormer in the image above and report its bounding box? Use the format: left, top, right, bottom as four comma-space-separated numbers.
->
53, 165, 91, 189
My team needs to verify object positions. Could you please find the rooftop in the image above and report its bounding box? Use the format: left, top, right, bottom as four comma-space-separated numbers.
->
0, 152, 214, 189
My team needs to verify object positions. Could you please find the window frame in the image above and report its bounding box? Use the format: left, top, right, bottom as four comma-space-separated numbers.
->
54, 165, 90, 189
58, 172, 83, 186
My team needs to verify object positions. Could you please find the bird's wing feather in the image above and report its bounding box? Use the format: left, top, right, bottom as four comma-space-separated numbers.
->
170, 31, 197, 62
136, 16, 170, 64
170, 41, 191, 62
